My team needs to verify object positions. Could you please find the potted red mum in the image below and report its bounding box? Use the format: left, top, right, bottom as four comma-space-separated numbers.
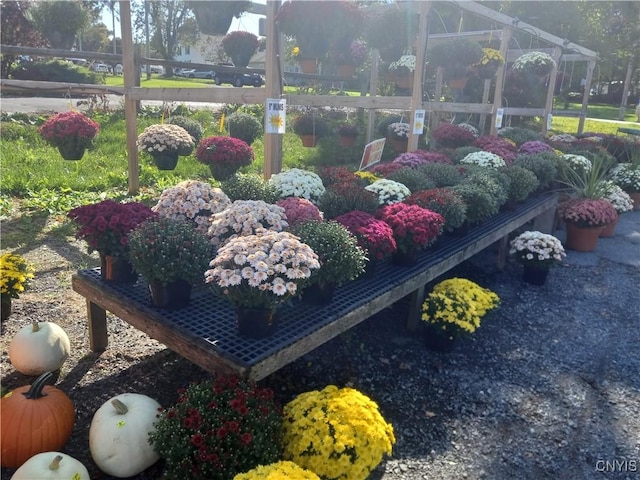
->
558, 198, 617, 252
196, 135, 254, 181
67, 200, 157, 283
375, 203, 445, 266
38, 111, 100, 160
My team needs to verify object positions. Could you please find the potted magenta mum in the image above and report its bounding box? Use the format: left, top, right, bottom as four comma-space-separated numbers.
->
38, 111, 100, 160
67, 200, 157, 283
558, 198, 617, 252
196, 135, 254, 181
376, 202, 445, 266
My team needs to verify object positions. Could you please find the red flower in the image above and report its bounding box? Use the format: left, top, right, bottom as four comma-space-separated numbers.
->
190, 433, 205, 447
195, 136, 254, 168
38, 111, 100, 148
216, 427, 228, 439
376, 203, 444, 253
335, 210, 397, 260
241, 433, 252, 445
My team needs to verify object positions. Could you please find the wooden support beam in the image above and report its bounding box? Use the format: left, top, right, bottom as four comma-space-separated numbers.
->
119, 0, 138, 195
263, 0, 282, 179
408, 1, 431, 152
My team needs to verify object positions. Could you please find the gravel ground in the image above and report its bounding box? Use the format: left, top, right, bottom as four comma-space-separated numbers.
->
1, 209, 639, 480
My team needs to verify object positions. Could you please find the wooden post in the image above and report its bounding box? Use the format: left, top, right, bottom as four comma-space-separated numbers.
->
490, 27, 512, 135
541, 46, 562, 135
578, 59, 596, 134
119, 0, 139, 194
263, 0, 282, 180
367, 50, 380, 144
408, 1, 431, 152
478, 78, 491, 133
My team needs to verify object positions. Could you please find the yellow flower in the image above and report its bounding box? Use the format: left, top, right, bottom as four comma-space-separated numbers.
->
0, 253, 34, 298
292, 46, 300, 57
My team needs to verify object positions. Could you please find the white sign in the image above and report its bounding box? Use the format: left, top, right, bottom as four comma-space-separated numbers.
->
413, 109, 426, 135
546, 114, 553, 131
495, 108, 504, 129
359, 138, 386, 171
265, 98, 286, 134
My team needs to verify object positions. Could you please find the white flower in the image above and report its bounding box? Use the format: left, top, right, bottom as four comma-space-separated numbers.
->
602, 181, 634, 213
365, 179, 411, 205
268, 168, 326, 203
137, 124, 194, 153
389, 55, 416, 72
152, 180, 231, 235
609, 163, 640, 192
560, 154, 591, 174
208, 200, 288, 248
387, 122, 410, 140
509, 231, 566, 265
512, 51, 556, 73
460, 151, 506, 169
457, 123, 480, 137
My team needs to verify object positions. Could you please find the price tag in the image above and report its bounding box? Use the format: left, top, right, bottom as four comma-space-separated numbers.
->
413, 109, 426, 134
495, 108, 504, 129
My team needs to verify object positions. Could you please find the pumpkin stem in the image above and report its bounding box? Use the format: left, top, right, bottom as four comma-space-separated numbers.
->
111, 398, 129, 415
32, 321, 40, 332
50, 455, 63, 471
22, 371, 52, 399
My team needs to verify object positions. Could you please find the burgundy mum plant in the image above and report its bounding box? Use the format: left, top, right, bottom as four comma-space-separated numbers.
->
558, 198, 618, 228
276, 197, 323, 227
473, 135, 517, 164
39, 111, 100, 148
196, 136, 254, 168
392, 152, 429, 169
67, 200, 157, 258
405, 188, 467, 232
415, 150, 454, 165
370, 162, 404, 177
375, 203, 444, 253
432, 123, 476, 149
335, 210, 397, 261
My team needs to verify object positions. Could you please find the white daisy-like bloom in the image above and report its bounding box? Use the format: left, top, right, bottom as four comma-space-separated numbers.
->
459, 151, 506, 169
509, 231, 566, 266
268, 168, 326, 203
365, 179, 411, 205
137, 124, 194, 153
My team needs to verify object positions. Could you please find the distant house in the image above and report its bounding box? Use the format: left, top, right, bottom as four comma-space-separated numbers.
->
175, 34, 224, 65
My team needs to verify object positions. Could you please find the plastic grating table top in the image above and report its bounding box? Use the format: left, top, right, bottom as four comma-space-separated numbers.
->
76, 193, 555, 370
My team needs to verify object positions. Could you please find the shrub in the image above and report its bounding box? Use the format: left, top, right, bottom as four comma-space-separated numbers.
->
417, 163, 463, 187
451, 183, 499, 226
318, 186, 379, 219
498, 127, 542, 146
452, 146, 482, 163
387, 167, 436, 193
12, 59, 103, 85
220, 173, 278, 202
227, 112, 263, 145
432, 123, 476, 149
500, 165, 540, 203
459, 170, 509, 209
405, 188, 467, 232
168, 115, 205, 143
513, 153, 559, 190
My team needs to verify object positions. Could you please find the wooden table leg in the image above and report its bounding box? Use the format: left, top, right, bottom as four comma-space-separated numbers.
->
406, 285, 425, 331
87, 299, 108, 352
533, 207, 557, 234
496, 235, 509, 271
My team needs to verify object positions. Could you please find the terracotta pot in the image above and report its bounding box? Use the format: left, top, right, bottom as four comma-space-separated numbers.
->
599, 214, 619, 238
394, 75, 414, 90
522, 265, 550, 286
628, 192, 640, 211
299, 135, 319, 147
148, 279, 192, 309
338, 64, 356, 78
298, 58, 318, 74
387, 136, 408, 153
447, 76, 468, 90
236, 307, 279, 339
338, 135, 356, 147
99, 253, 138, 283
58, 143, 86, 161
564, 222, 602, 252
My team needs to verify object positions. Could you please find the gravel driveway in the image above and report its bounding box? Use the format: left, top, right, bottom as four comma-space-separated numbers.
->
1, 209, 638, 480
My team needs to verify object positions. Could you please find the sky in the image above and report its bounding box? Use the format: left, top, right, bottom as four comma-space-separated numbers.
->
100, 2, 264, 40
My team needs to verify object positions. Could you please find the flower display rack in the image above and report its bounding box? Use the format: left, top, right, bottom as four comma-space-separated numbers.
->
72, 193, 557, 381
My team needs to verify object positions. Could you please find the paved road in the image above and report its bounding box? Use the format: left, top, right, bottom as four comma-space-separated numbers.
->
1, 94, 218, 114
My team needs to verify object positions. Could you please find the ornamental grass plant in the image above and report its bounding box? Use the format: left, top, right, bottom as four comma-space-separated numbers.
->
149, 375, 283, 480
128, 217, 211, 285
0, 253, 34, 299
421, 278, 500, 336
282, 385, 395, 480
152, 180, 231, 235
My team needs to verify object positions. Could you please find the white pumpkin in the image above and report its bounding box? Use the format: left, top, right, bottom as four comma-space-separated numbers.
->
11, 452, 90, 480
89, 393, 161, 478
9, 322, 71, 376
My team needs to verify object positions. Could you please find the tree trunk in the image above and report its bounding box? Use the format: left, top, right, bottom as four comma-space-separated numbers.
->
618, 59, 633, 120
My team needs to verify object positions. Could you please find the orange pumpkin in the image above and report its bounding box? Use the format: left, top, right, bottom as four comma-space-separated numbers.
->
0, 371, 75, 468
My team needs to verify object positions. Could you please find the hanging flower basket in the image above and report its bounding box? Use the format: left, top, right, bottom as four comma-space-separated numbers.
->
188, 1, 250, 35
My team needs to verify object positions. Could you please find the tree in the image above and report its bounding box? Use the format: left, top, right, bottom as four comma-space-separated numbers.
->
26, 0, 91, 49
133, 0, 194, 76
0, 0, 48, 77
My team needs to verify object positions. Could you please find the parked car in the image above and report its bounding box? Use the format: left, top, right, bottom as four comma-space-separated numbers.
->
186, 69, 215, 79
91, 63, 111, 73
212, 63, 264, 87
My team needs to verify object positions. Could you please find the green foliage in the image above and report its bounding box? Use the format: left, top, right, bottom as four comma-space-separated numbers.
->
386, 168, 436, 194
27, 0, 90, 49
500, 166, 540, 203
460, 169, 509, 209
451, 183, 500, 226
227, 112, 263, 145
0, 122, 44, 144
220, 173, 278, 202
417, 163, 463, 188
514, 153, 559, 190
11, 60, 104, 84
376, 114, 406, 137
452, 146, 482, 163
167, 115, 205, 143
497, 127, 542, 146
